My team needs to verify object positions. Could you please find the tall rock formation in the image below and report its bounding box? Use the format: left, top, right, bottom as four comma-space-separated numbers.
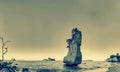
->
63, 28, 82, 66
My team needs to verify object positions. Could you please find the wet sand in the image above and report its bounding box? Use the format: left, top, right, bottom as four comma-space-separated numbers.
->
83, 68, 108, 72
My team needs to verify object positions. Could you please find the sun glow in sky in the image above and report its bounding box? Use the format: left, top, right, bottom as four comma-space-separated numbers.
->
0, 0, 120, 61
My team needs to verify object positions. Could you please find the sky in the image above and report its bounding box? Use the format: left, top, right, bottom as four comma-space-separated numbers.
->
0, 0, 120, 61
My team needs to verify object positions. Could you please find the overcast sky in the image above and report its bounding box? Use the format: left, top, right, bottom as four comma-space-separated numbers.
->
0, 0, 120, 61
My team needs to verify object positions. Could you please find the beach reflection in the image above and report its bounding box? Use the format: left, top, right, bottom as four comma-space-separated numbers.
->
63, 65, 82, 72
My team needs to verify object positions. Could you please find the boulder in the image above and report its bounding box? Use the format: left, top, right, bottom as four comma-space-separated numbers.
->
22, 68, 29, 72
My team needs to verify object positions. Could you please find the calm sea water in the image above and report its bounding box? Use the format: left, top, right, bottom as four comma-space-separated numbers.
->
12, 60, 112, 72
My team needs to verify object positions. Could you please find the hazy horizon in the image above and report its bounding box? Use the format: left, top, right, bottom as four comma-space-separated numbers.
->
0, 0, 120, 61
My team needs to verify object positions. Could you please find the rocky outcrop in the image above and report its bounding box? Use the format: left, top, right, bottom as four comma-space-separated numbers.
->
42, 57, 55, 61
106, 53, 120, 62
63, 28, 82, 66
0, 62, 17, 72
0, 59, 17, 72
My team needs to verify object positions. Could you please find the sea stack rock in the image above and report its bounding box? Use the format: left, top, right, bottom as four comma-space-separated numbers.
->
63, 28, 82, 66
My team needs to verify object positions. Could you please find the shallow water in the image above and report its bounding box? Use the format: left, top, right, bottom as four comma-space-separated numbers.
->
12, 61, 112, 72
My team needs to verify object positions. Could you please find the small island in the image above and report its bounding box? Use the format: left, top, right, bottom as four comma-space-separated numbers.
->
42, 57, 55, 61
